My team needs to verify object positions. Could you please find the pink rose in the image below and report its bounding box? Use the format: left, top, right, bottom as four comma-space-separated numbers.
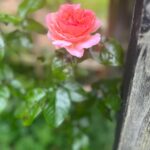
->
46, 4, 101, 58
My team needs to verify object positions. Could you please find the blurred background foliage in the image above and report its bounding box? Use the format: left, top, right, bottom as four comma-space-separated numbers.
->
0, 0, 124, 150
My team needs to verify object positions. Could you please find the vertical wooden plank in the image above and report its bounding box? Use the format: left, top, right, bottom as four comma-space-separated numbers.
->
114, 0, 150, 149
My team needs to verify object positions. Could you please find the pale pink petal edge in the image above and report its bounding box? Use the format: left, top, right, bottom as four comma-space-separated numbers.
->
52, 40, 72, 47
77, 33, 101, 49
65, 47, 84, 58
92, 19, 102, 32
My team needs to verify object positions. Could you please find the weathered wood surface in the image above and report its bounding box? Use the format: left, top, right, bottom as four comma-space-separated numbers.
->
114, 0, 150, 149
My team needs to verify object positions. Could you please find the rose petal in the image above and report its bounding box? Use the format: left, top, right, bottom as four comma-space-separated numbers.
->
66, 46, 84, 58
92, 19, 101, 32
77, 33, 101, 49
45, 13, 56, 26
45, 4, 102, 58
52, 40, 72, 47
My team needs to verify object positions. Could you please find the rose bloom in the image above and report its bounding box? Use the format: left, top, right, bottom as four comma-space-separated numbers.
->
46, 4, 101, 58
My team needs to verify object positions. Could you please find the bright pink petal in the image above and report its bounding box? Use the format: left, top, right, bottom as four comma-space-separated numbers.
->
65, 46, 84, 58
52, 40, 72, 47
92, 19, 101, 32
77, 33, 101, 49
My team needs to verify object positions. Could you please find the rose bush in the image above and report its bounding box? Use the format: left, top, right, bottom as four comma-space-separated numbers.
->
46, 4, 101, 57
0, 0, 124, 149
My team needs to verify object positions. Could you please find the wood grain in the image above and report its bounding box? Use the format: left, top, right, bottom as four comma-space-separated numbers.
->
114, 0, 150, 149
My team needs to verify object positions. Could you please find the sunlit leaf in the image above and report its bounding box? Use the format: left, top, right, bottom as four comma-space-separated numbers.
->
23, 104, 42, 126
55, 88, 71, 126
43, 87, 71, 127
25, 88, 47, 103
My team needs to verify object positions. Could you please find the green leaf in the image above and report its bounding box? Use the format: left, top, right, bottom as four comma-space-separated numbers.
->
92, 78, 121, 119
0, 13, 21, 24
23, 103, 42, 126
0, 97, 7, 113
98, 101, 112, 120
43, 88, 56, 127
99, 38, 124, 66
0, 34, 5, 61
0, 86, 10, 113
16, 88, 47, 126
51, 57, 73, 82
43, 87, 71, 127
23, 18, 47, 34
18, 0, 46, 18
64, 82, 86, 102
55, 88, 71, 126
0, 86, 10, 99
25, 88, 47, 103
5, 30, 32, 51
0, 64, 14, 81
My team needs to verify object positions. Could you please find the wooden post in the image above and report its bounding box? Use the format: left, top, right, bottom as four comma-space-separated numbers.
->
114, 0, 150, 149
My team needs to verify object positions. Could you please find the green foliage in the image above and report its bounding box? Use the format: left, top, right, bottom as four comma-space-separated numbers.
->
18, 0, 46, 18
0, 0, 124, 149
0, 34, 5, 61
99, 39, 124, 66
44, 87, 71, 127
23, 18, 47, 34
0, 13, 21, 25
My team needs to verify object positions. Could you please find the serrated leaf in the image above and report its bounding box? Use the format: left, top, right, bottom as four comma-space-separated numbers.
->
23, 18, 47, 34
43, 87, 71, 127
18, 0, 46, 18
55, 88, 71, 126
16, 88, 47, 126
23, 104, 42, 126
43, 88, 56, 127
0, 13, 21, 24
99, 39, 124, 66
